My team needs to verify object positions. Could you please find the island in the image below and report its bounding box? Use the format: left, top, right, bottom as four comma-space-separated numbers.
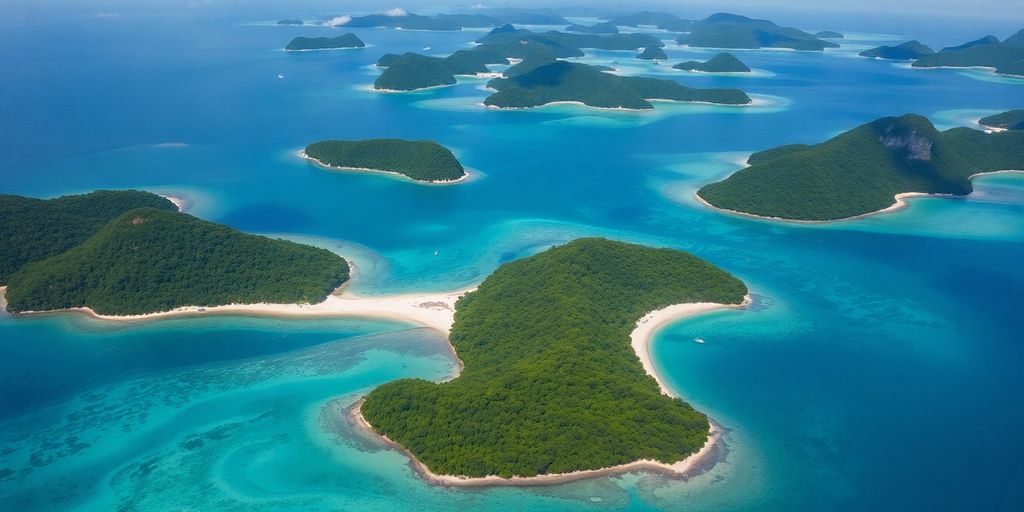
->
979, 110, 1024, 131
677, 13, 838, 51
565, 22, 619, 34
484, 61, 751, 110
303, 139, 467, 183
359, 237, 749, 480
276, 19, 303, 26
0, 190, 177, 283
912, 30, 1024, 76
814, 30, 844, 39
285, 34, 364, 51
697, 114, 1024, 221
374, 49, 510, 91
608, 11, 692, 31
860, 40, 935, 60
476, 26, 664, 53
334, 8, 569, 31
674, 52, 751, 72
4, 207, 349, 316
638, 46, 668, 61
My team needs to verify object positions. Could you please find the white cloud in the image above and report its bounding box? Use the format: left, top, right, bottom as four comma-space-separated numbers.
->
384, 8, 407, 17
325, 15, 351, 26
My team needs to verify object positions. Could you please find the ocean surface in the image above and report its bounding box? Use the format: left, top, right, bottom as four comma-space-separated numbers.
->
1, 5, 1022, 511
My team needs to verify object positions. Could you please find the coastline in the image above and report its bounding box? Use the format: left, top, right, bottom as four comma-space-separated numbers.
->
350, 295, 752, 487
695, 169, 1024, 224
157, 193, 188, 213
485, 97, 753, 112
300, 151, 472, 186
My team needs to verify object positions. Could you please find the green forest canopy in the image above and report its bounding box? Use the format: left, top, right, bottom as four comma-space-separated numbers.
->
5, 208, 349, 315
0, 190, 177, 284
362, 238, 748, 478
304, 139, 466, 182
698, 114, 1024, 221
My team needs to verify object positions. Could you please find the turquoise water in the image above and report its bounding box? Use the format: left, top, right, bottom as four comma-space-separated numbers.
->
2, 6, 1023, 511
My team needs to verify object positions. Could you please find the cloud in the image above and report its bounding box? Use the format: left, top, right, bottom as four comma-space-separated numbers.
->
384, 8, 407, 16
325, 15, 351, 26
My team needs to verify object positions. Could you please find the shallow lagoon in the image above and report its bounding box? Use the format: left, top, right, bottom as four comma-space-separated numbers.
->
1, 9, 1022, 511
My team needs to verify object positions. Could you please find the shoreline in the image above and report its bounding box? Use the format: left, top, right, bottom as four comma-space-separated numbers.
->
350, 295, 752, 487
157, 193, 188, 213
695, 169, 1024, 224
485, 97, 753, 112
299, 151, 472, 186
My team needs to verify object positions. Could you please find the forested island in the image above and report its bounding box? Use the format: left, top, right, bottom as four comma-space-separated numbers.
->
608, 11, 692, 32
912, 30, 1024, 76
332, 8, 568, 31
0, 190, 177, 283
3, 206, 349, 315
674, 53, 751, 72
374, 49, 509, 91
979, 110, 1024, 131
304, 139, 466, 183
285, 34, 364, 51
566, 22, 619, 34
815, 31, 844, 39
697, 114, 1024, 221
637, 46, 668, 61
484, 61, 751, 110
677, 13, 838, 51
360, 237, 748, 479
860, 41, 935, 60
276, 19, 303, 26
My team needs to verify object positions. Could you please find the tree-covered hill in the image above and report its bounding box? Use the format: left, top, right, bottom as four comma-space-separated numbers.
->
285, 34, 364, 51
304, 139, 466, 182
5, 208, 349, 315
484, 61, 750, 109
979, 110, 1024, 130
673, 53, 751, 72
912, 31, 1024, 77
859, 41, 934, 60
677, 13, 838, 51
0, 190, 177, 284
697, 114, 1024, 221
361, 238, 748, 478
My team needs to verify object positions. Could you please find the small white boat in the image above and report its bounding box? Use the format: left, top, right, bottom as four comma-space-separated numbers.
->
277, 74, 285, 79
433, 250, 439, 256
694, 338, 705, 344
423, 46, 432, 51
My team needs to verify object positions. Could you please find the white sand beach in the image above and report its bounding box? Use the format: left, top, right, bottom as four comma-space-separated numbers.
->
299, 151, 472, 186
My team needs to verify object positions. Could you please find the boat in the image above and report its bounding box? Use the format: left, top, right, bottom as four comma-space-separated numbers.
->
694, 338, 705, 344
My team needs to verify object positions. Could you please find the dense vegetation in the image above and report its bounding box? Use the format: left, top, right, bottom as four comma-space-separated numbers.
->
337, 9, 568, 31
5, 208, 349, 315
637, 46, 668, 60
476, 27, 664, 52
304, 139, 466, 182
912, 31, 1024, 76
374, 48, 509, 91
979, 110, 1024, 130
674, 52, 751, 72
745, 144, 811, 165
485, 61, 751, 109
815, 31, 844, 39
608, 11, 692, 32
0, 190, 177, 284
677, 13, 837, 51
276, 19, 303, 26
361, 238, 748, 478
285, 34, 364, 51
860, 41, 935, 60
566, 22, 619, 34
698, 114, 1024, 220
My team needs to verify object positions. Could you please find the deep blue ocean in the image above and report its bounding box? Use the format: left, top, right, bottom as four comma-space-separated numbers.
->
1, 4, 1023, 511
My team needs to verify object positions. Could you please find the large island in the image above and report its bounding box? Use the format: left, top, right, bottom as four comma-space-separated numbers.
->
360, 238, 749, 481
911, 30, 1024, 77
860, 41, 935, 60
303, 139, 467, 183
697, 114, 1024, 221
4, 206, 349, 315
676, 13, 838, 51
484, 61, 751, 110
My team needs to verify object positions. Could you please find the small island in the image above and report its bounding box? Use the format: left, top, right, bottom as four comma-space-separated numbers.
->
276, 19, 304, 26
360, 237, 748, 480
697, 114, 1024, 221
860, 40, 935, 60
979, 110, 1024, 131
565, 22, 619, 34
674, 52, 751, 72
4, 207, 349, 316
814, 30, 844, 39
374, 50, 509, 91
638, 46, 668, 61
0, 190, 177, 283
484, 61, 751, 110
912, 30, 1024, 77
303, 139, 467, 183
285, 33, 364, 51
677, 13, 838, 51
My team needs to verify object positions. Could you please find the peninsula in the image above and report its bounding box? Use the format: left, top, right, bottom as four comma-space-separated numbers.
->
912, 30, 1024, 77
303, 139, 467, 183
360, 238, 749, 480
860, 41, 935, 60
674, 53, 751, 72
677, 13, 838, 51
4, 207, 348, 315
285, 34, 364, 51
0, 190, 177, 283
979, 110, 1024, 131
484, 61, 751, 110
374, 50, 509, 91
697, 114, 1024, 221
